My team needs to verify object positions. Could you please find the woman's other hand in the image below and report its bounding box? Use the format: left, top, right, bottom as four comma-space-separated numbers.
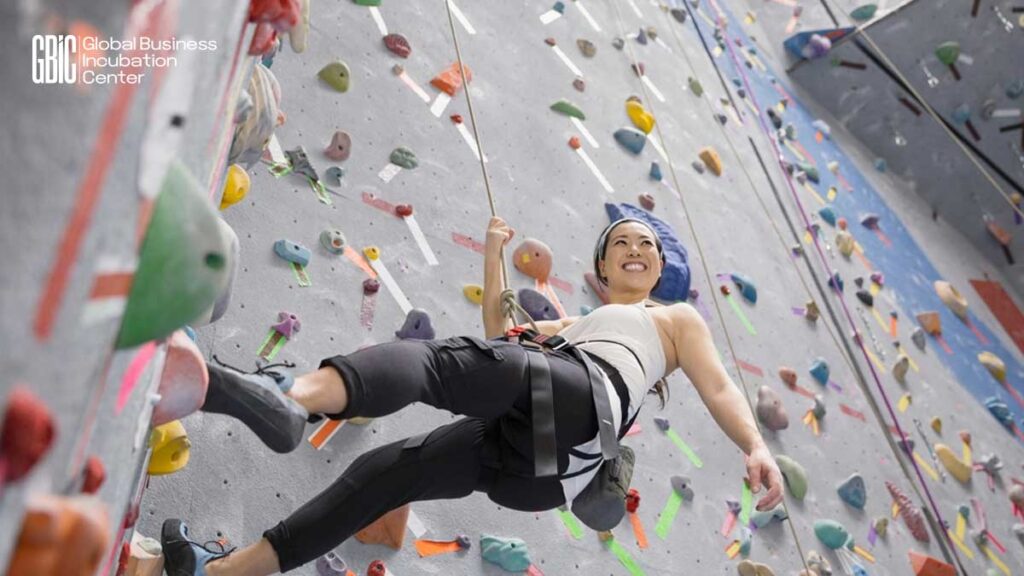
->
746, 444, 784, 511
485, 216, 515, 252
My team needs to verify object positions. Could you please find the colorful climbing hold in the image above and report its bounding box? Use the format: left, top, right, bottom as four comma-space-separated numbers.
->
756, 385, 789, 431
649, 162, 662, 181
809, 358, 830, 386
850, 4, 878, 21
778, 366, 798, 388
737, 559, 776, 576
916, 311, 942, 335
855, 289, 873, 307
324, 166, 345, 187
934, 281, 968, 320
985, 397, 1013, 427
318, 60, 351, 92
978, 351, 1007, 383
934, 444, 971, 484
892, 353, 910, 384
775, 454, 808, 500
886, 481, 930, 542
698, 147, 723, 176
813, 519, 853, 550
638, 193, 655, 211
274, 239, 311, 267
818, 206, 837, 227
356, 506, 409, 550
804, 301, 820, 322
431, 62, 472, 96
573, 77, 585, 92
321, 131, 352, 162
383, 33, 411, 58
395, 309, 435, 340
934, 41, 960, 66
149, 420, 191, 475
512, 238, 553, 282
480, 535, 531, 572
518, 288, 559, 321
389, 147, 418, 169
363, 278, 381, 294
395, 204, 413, 217
670, 475, 695, 501
568, 136, 582, 150
730, 273, 757, 304
836, 474, 867, 510
219, 164, 250, 210
626, 100, 655, 134
576, 38, 596, 58
836, 231, 854, 257
463, 284, 484, 305
316, 551, 348, 576
550, 99, 586, 120
320, 229, 347, 254
152, 330, 208, 427
614, 128, 647, 155
908, 550, 955, 576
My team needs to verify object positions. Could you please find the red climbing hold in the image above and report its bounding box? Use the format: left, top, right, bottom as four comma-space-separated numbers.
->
363, 278, 381, 294
395, 204, 414, 217
569, 136, 582, 150
1, 387, 56, 483
431, 62, 473, 96
383, 33, 412, 58
631, 62, 645, 77
720, 285, 731, 296
626, 488, 641, 513
367, 560, 387, 576
81, 456, 105, 494
248, 0, 300, 31
450, 114, 463, 124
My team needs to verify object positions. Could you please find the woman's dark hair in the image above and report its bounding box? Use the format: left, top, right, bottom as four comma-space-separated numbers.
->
592, 218, 670, 408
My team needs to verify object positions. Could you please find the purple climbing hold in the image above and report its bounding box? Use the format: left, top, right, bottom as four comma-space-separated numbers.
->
316, 552, 348, 576
653, 416, 670, 431
518, 287, 560, 321
870, 271, 884, 286
636, 27, 648, 45
363, 278, 381, 294
802, 34, 831, 59
272, 312, 301, 339
395, 308, 435, 340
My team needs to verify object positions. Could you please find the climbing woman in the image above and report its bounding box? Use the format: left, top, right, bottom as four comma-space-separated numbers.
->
163, 216, 784, 575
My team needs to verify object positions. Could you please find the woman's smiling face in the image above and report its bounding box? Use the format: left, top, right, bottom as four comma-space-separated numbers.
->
598, 221, 663, 294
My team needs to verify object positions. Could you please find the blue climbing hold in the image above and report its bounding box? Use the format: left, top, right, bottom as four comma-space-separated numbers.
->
829, 272, 844, 293
810, 358, 830, 386
580, 305, 594, 315
985, 397, 1013, 427
750, 504, 787, 528
605, 203, 691, 303
552, 1, 565, 13
819, 206, 837, 227
274, 239, 311, 267
837, 474, 867, 510
650, 162, 662, 181
480, 535, 532, 572
874, 158, 887, 172
860, 213, 880, 229
797, 161, 820, 184
730, 273, 757, 304
518, 288, 560, 321
395, 308, 435, 340
614, 128, 646, 155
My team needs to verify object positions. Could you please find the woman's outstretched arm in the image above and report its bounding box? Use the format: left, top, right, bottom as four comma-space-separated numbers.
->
669, 303, 783, 511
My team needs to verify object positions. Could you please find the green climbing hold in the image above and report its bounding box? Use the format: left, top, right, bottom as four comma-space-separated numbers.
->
550, 99, 586, 120
319, 60, 351, 92
935, 41, 960, 66
774, 454, 807, 500
814, 519, 853, 550
117, 161, 229, 348
796, 161, 819, 184
480, 535, 531, 572
849, 4, 878, 21
353, 0, 382, 5
614, 128, 646, 155
389, 147, 418, 169
688, 77, 703, 97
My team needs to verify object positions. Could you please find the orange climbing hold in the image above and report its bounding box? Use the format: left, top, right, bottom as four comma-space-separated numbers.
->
698, 147, 723, 176
355, 504, 409, 550
916, 311, 942, 336
569, 136, 582, 150
908, 550, 955, 576
431, 62, 473, 96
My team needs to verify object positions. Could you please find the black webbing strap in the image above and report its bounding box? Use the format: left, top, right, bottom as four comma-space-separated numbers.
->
570, 347, 620, 462
527, 350, 559, 477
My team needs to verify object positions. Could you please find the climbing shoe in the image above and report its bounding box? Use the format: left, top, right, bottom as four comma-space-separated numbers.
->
161, 519, 232, 575
201, 357, 308, 453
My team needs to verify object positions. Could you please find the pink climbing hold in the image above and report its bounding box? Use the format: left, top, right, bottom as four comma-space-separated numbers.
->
886, 481, 930, 543
152, 330, 209, 426
324, 131, 352, 161
272, 311, 301, 339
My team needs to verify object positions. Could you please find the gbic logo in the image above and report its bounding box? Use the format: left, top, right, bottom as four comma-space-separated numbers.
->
32, 35, 77, 84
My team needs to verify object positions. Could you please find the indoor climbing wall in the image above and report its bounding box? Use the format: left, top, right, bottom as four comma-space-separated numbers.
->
788, 0, 1024, 294
133, 1, 1024, 575
0, 0, 252, 574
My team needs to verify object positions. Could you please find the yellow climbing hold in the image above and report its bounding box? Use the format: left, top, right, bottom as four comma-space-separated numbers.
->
626, 100, 656, 134
463, 284, 484, 305
892, 353, 910, 384
978, 351, 1007, 383
935, 443, 972, 484
934, 281, 968, 320
836, 231, 855, 257
363, 246, 381, 261
930, 417, 942, 434
148, 420, 191, 476
219, 164, 250, 210
698, 147, 723, 176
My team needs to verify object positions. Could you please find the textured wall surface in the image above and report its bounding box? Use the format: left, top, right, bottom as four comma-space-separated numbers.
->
789, 0, 1024, 294
125, 1, 1024, 575
0, 0, 251, 572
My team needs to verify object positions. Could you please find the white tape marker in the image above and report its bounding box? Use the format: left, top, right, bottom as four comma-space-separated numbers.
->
648, 135, 669, 163
576, 148, 614, 193
378, 163, 403, 183
456, 122, 487, 161
655, 37, 674, 53
552, 45, 583, 77
267, 134, 287, 164
405, 214, 439, 266
641, 75, 666, 102
430, 92, 452, 118
369, 6, 388, 36
398, 71, 431, 103
539, 10, 562, 24
570, 117, 599, 148
407, 510, 428, 538
369, 256, 413, 315
576, 0, 602, 31
958, 53, 973, 65
447, 0, 476, 34
626, 0, 643, 17
993, 109, 1022, 118
662, 179, 681, 200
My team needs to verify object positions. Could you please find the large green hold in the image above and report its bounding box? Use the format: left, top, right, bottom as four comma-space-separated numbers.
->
389, 147, 418, 169
353, 0, 381, 6
550, 99, 586, 120
814, 519, 853, 550
849, 4, 878, 21
116, 161, 228, 348
935, 41, 960, 66
480, 535, 531, 572
775, 454, 808, 500
318, 60, 351, 92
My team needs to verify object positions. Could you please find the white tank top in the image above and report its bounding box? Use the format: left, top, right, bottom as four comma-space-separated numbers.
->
557, 302, 667, 411
554, 302, 668, 504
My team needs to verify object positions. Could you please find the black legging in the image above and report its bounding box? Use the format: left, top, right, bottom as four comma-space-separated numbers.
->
262, 336, 608, 572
